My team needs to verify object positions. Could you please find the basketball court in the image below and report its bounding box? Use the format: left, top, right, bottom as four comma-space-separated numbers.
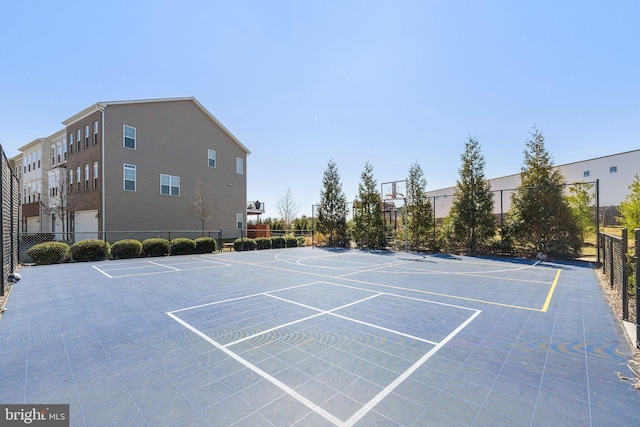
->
1, 247, 639, 426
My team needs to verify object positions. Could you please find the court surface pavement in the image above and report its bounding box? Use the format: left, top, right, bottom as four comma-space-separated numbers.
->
0, 247, 639, 426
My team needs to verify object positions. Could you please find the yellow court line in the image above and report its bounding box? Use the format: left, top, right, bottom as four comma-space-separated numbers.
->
540, 269, 561, 312
221, 257, 560, 312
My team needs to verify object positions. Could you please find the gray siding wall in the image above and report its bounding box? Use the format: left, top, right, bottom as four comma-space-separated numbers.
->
102, 100, 247, 238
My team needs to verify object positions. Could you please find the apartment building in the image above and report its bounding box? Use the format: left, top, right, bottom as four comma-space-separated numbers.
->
426, 149, 640, 225
14, 97, 251, 240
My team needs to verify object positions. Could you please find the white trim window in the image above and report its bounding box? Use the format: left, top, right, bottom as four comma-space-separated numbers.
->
68, 133, 74, 154
84, 164, 89, 191
76, 129, 81, 151
236, 157, 243, 174
84, 125, 89, 148
124, 164, 136, 191
69, 169, 74, 193
208, 149, 216, 168
236, 213, 243, 229
51, 144, 56, 165
124, 125, 136, 149
93, 120, 99, 144
160, 174, 180, 196
93, 161, 98, 190
76, 167, 81, 192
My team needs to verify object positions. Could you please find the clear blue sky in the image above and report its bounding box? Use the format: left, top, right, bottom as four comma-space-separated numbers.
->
1, 0, 638, 218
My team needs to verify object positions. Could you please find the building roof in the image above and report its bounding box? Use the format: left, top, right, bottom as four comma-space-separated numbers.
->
61, 97, 250, 155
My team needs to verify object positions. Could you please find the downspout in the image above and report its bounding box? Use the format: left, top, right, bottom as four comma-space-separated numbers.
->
100, 107, 106, 237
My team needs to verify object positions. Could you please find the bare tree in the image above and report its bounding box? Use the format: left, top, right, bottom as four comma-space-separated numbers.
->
276, 187, 299, 231
43, 166, 72, 236
191, 180, 216, 235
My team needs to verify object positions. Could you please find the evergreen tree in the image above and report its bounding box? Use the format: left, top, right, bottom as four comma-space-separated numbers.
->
352, 162, 386, 249
567, 183, 595, 242
448, 137, 496, 253
507, 128, 581, 257
317, 159, 349, 247
618, 173, 640, 230
406, 162, 432, 250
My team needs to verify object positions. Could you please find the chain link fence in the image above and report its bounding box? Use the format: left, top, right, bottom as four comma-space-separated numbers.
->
1, 145, 20, 298
599, 229, 637, 324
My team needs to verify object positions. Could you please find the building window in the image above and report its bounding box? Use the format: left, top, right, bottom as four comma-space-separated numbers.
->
56, 144, 62, 164
51, 145, 56, 165
610, 166, 617, 173
68, 133, 74, 154
37, 150, 41, 169
76, 129, 81, 151
208, 149, 216, 168
583, 171, 590, 178
124, 164, 136, 191
76, 167, 81, 192
93, 121, 99, 144
93, 161, 98, 189
160, 174, 180, 196
63, 142, 67, 160
84, 164, 89, 190
236, 157, 243, 174
84, 125, 89, 148
236, 213, 243, 229
69, 169, 73, 193
124, 125, 136, 149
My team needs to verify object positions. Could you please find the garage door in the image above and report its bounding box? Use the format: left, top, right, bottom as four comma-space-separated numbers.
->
75, 210, 98, 240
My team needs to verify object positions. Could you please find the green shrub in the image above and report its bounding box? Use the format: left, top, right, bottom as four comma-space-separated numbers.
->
111, 239, 143, 259
285, 235, 299, 248
234, 237, 257, 251
297, 236, 306, 247
142, 238, 170, 257
255, 237, 272, 250
170, 238, 196, 255
26, 241, 70, 265
70, 239, 111, 262
271, 236, 286, 249
194, 237, 217, 253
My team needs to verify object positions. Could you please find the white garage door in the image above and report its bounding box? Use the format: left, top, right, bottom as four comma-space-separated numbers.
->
75, 210, 98, 240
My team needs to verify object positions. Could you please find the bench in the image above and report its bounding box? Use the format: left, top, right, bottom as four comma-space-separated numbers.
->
223, 242, 234, 251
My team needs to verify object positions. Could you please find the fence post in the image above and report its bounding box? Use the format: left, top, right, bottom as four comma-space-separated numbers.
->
622, 228, 628, 320
596, 179, 600, 265
609, 237, 614, 287
635, 228, 640, 349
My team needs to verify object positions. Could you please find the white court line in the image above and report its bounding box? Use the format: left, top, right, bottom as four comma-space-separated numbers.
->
344, 308, 481, 427
166, 311, 344, 426
224, 292, 384, 348
92, 265, 113, 278
92, 259, 230, 279
169, 281, 324, 314
147, 260, 181, 271
168, 281, 481, 426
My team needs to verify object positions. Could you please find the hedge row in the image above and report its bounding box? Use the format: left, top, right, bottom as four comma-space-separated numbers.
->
233, 235, 306, 251
26, 237, 218, 265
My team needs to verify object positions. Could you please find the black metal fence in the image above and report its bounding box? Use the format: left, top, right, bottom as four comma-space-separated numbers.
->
599, 228, 639, 348
1, 145, 20, 297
